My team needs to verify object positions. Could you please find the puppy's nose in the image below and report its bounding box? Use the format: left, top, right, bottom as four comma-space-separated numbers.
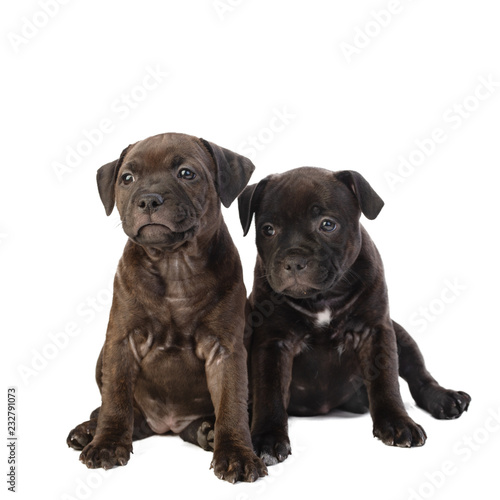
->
283, 255, 308, 273
138, 193, 164, 213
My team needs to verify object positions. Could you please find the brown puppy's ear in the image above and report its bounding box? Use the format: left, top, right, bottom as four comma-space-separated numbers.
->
199, 138, 255, 208
335, 170, 384, 220
96, 146, 131, 216
238, 178, 269, 236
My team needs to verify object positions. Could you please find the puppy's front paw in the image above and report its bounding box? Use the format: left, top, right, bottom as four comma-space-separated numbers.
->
79, 437, 132, 470
373, 416, 426, 447
67, 419, 97, 450
252, 430, 291, 466
211, 444, 267, 483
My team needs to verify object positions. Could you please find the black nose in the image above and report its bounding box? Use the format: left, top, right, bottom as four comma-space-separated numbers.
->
138, 193, 164, 213
283, 255, 308, 272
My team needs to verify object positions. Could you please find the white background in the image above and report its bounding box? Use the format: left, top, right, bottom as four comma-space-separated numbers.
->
2, 1, 499, 499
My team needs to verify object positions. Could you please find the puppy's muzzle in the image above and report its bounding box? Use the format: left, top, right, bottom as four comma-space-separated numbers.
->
131, 192, 196, 245
138, 193, 164, 214
282, 254, 308, 275
270, 249, 334, 298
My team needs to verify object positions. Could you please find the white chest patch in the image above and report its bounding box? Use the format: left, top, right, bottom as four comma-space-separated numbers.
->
315, 308, 332, 327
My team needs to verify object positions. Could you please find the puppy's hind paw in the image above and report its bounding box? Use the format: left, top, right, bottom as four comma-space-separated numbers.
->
197, 420, 215, 451
418, 385, 471, 420
67, 419, 97, 451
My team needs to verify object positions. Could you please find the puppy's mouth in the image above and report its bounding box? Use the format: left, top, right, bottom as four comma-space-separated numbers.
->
281, 285, 322, 299
270, 272, 336, 299
135, 223, 197, 247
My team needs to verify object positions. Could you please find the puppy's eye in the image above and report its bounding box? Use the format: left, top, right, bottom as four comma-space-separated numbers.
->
262, 224, 276, 237
320, 219, 337, 232
121, 173, 134, 185
178, 168, 196, 180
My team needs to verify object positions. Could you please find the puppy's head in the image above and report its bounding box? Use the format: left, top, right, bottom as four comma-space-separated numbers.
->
96, 133, 254, 249
238, 167, 384, 299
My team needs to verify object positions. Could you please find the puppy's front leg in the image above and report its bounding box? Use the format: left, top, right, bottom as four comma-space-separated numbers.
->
80, 323, 138, 469
357, 324, 427, 447
250, 338, 294, 466
202, 336, 267, 483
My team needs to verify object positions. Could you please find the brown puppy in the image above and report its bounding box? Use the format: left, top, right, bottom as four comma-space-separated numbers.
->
239, 167, 470, 465
67, 132, 267, 483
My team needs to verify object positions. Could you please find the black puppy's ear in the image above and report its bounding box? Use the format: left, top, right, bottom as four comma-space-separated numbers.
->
335, 170, 384, 220
238, 178, 269, 236
199, 138, 255, 208
96, 146, 130, 216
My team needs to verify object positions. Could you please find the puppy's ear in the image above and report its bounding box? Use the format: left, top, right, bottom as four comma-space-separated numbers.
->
199, 138, 255, 208
238, 178, 269, 236
336, 170, 384, 220
96, 146, 130, 216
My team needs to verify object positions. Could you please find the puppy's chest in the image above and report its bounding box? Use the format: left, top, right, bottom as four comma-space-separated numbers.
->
139, 270, 215, 322
312, 308, 334, 328
298, 306, 371, 355
130, 291, 214, 362
159, 294, 205, 326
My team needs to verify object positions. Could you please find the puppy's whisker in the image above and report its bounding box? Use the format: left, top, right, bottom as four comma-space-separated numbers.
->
256, 273, 270, 281
346, 268, 366, 287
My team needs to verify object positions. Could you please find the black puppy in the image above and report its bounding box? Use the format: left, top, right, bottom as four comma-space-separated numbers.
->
239, 167, 470, 465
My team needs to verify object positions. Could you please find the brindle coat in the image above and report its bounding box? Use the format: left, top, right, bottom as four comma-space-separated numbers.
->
67, 133, 267, 483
